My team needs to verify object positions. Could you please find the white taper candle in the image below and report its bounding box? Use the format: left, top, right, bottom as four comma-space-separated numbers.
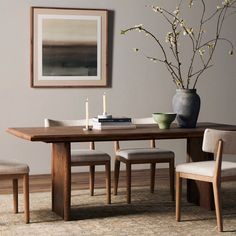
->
103, 92, 106, 114
85, 98, 89, 129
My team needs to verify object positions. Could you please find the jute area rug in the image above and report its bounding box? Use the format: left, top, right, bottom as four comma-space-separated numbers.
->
0, 183, 236, 236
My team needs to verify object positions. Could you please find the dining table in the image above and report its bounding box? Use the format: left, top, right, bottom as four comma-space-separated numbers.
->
6, 122, 236, 221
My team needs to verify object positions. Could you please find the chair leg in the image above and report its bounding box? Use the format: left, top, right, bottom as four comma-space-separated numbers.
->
176, 172, 182, 222
126, 162, 131, 204
213, 180, 223, 232
13, 179, 18, 214
150, 163, 156, 193
89, 165, 95, 196
114, 158, 120, 195
23, 174, 30, 224
169, 159, 175, 201
105, 161, 111, 204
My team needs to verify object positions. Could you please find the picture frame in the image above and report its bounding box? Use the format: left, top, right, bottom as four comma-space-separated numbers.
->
31, 7, 108, 88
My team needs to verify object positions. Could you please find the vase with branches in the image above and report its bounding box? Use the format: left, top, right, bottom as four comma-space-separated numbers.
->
121, 0, 236, 127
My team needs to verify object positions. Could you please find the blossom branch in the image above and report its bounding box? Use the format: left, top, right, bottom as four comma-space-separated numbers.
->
121, 26, 168, 62
190, 64, 213, 78
187, 0, 206, 88
121, 26, 183, 88
198, 37, 234, 53
193, 5, 228, 88
145, 55, 182, 87
121, 0, 236, 89
147, 4, 196, 50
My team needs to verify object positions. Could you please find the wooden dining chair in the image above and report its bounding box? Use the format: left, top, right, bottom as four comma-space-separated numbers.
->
44, 119, 111, 204
0, 159, 30, 223
113, 117, 175, 204
176, 129, 236, 232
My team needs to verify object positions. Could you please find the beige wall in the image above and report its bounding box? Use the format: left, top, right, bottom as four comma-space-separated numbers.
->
1, 0, 236, 174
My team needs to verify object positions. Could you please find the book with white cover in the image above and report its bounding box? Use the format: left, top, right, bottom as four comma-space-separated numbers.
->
92, 123, 136, 130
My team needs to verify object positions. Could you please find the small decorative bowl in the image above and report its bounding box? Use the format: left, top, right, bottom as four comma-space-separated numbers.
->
152, 112, 176, 129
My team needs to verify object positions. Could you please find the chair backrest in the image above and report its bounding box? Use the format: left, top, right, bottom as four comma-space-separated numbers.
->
44, 118, 92, 127
203, 129, 236, 155
44, 119, 94, 149
115, 117, 156, 151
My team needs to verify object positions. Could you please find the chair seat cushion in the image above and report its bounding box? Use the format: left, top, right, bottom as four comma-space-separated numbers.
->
176, 161, 236, 177
0, 160, 29, 175
116, 148, 174, 161
71, 149, 110, 162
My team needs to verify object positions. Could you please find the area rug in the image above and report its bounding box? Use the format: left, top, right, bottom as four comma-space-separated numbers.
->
0, 183, 236, 236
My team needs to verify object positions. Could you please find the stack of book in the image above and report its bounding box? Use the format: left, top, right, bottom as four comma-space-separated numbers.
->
92, 117, 136, 130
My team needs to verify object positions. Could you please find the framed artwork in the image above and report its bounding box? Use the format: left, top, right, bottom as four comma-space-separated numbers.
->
31, 7, 108, 88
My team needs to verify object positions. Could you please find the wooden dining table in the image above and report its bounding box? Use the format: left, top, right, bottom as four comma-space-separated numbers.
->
6, 122, 236, 221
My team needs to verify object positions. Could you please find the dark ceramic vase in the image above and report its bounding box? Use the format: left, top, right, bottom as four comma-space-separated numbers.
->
172, 89, 201, 128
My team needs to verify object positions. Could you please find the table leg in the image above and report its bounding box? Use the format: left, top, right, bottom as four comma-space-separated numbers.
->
187, 137, 214, 210
51, 142, 71, 220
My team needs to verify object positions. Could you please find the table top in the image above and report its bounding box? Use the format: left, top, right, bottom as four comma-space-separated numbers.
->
6, 122, 236, 143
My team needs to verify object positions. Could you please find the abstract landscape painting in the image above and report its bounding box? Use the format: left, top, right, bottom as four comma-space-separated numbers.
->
31, 8, 108, 87
42, 18, 98, 77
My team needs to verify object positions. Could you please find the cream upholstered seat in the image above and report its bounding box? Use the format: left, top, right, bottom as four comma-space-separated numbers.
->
0, 159, 29, 223
176, 161, 236, 177
114, 117, 175, 204
117, 148, 175, 160
71, 149, 110, 162
176, 129, 236, 232
44, 119, 111, 204
0, 160, 29, 174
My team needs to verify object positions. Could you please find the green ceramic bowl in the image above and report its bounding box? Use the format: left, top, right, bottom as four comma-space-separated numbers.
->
152, 113, 176, 129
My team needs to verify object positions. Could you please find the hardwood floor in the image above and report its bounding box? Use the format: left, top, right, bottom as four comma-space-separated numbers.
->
0, 168, 169, 194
